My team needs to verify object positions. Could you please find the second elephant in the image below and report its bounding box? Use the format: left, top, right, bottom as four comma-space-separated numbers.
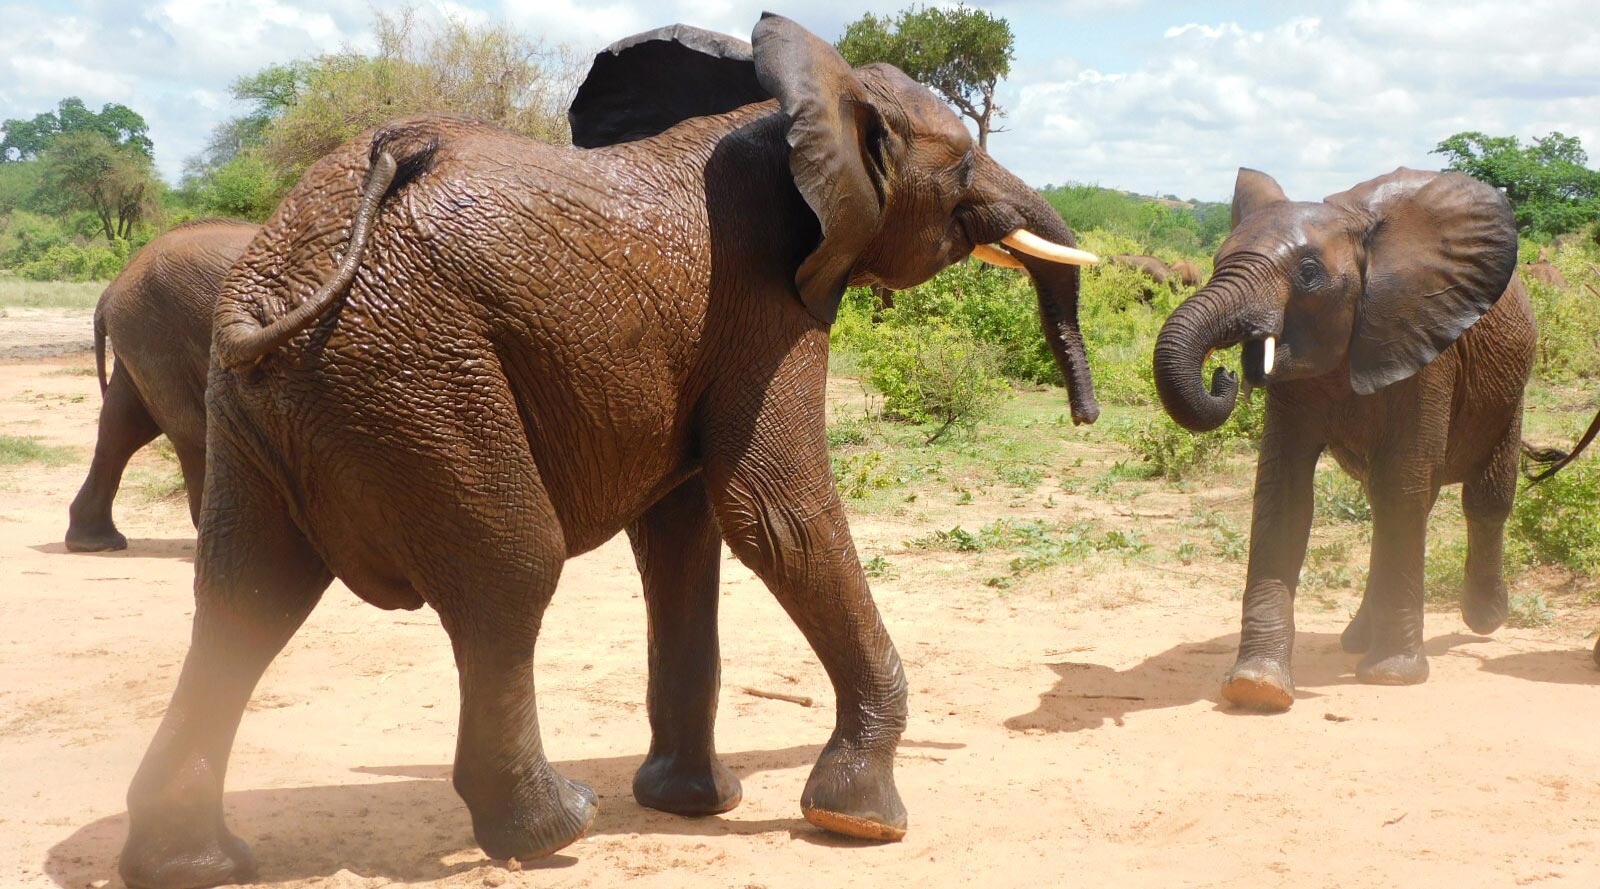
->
1153, 167, 1534, 711
65, 219, 258, 552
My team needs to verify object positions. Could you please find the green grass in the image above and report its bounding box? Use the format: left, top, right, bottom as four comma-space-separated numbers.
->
0, 276, 103, 309
0, 434, 77, 466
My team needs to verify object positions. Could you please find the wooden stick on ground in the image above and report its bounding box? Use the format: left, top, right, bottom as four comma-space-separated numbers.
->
742, 687, 813, 707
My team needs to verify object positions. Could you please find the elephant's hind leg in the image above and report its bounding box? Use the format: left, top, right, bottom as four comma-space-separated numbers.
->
1460, 420, 1519, 635
394, 399, 595, 861
66, 363, 159, 552
626, 476, 742, 816
121, 451, 331, 889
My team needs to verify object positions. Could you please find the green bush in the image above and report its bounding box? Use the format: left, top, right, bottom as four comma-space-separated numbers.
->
1114, 414, 1224, 481
1512, 455, 1600, 573
1424, 539, 1468, 604
1315, 471, 1372, 523
861, 322, 1009, 442
17, 239, 131, 281
1506, 592, 1555, 628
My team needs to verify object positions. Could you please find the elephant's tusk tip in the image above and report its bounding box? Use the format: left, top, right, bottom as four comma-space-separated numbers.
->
1001, 229, 1100, 266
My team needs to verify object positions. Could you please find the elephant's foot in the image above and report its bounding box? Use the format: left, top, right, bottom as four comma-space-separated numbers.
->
1593, 637, 1600, 670
1220, 657, 1295, 712
800, 741, 906, 841
633, 751, 742, 816
1340, 607, 1373, 654
1356, 649, 1429, 686
1461, 580, 1508, 635
119, 818, 256, 889
465, 772, 597, 862
65, 522, 128, 553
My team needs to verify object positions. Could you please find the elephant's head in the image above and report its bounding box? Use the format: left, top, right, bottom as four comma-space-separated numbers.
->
1152, 167, 1517, 431
569, 14, 1102, 424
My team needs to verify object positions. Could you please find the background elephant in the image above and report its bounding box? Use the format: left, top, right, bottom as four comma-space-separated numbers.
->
1153, 167, 1533, 712
1168, 259, 1203, 288
64, 219, 257, 552
119, 15, 1102, 888
1108, 253, 1175, 301
1521, 247, 1568, 290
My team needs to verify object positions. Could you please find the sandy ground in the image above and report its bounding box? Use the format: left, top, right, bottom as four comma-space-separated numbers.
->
3, 323, 1599, 888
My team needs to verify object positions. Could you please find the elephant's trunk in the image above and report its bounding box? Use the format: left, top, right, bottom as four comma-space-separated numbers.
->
1153, 272, 1272, 432
1014, 203, 1099, 426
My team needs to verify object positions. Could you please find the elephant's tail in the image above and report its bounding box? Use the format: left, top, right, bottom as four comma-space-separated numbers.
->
213, 133, 434, 370
92, 301, 108, 396
1522, 408, 1600, 483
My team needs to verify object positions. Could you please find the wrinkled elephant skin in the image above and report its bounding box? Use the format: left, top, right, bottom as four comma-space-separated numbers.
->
117, 15, 1101, 889
1153, 167, 1533, 711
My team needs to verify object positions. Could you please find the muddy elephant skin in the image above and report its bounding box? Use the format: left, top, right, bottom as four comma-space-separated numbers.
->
117, 15, 1102, 889
1153, 167, 1533, 712
64, 220, 258, 552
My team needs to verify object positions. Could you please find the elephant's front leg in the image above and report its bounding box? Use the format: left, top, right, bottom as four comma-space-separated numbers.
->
1356, 476, 1437, 685
626, 476, 742, 816
703, 354, 908, 840
1222, 420, 1323, 712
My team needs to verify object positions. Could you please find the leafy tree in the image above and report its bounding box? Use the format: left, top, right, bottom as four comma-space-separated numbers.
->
35, 131, 161, 242
1433, 131, 1600, 239
259, 9, 578, 179
1, 97, 153, 161
836, 4, 1014, 149
180, 9, 578, 220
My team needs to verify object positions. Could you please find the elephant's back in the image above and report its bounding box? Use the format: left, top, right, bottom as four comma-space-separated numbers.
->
101, 219, 257, 447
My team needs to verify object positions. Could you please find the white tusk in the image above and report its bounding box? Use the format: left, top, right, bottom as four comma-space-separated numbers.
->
971, 244, 1025, 269
1263, 336, 1276, 376
1001, 228, 1100, 266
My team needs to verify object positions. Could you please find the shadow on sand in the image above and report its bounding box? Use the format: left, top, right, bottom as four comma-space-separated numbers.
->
44, 739, 963, 887
32, 538, 196, 563
1003, 629, 1595, 734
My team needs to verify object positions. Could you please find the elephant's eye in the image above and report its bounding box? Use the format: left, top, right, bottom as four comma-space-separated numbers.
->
1296, 257, 1324, 288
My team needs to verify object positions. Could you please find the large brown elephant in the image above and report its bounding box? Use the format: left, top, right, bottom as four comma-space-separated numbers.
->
119, 15, 1102, 888
64, 220, 258, 552
1521, 247, 1568, 290
1107, 252, 1174, 301
1153, 168, 1533, 712
1168, 259, 1203, 288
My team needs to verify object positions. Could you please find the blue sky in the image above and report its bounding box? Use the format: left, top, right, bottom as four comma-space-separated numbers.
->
4, 1, 1598, 202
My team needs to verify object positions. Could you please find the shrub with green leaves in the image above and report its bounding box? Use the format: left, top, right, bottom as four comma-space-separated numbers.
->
1512, 455, 1600, 573
1315, 471, 1372, 523
861, 322, 1009, 442
17, 239, 131, 281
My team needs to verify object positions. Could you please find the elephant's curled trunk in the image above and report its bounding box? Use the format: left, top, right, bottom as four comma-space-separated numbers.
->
1153, 278, 1262, 432
214, 142, 416, 370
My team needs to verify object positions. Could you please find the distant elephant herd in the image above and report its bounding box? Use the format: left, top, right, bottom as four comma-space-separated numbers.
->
46, 15, 1594, 889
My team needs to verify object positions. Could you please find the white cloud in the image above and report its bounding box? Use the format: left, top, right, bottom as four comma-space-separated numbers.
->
3, 0, 1598, 203
991, 0, 1600, 200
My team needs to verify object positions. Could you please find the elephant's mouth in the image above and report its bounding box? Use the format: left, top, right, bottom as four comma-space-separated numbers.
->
1239, 335, 1278, 388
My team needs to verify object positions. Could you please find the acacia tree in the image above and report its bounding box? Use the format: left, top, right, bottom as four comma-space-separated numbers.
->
260, 9, 579, 177
35, 131, 161, 242
836, 4, 1015, 149
0, 97, 152, 161
1433, 131, 1600, 239
183, 9, 579, 219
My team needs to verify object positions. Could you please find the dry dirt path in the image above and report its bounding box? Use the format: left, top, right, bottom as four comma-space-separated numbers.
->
2, 330, 1598, 888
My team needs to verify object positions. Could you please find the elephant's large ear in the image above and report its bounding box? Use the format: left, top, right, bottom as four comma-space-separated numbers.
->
568, 25, 769, 148
753, 13, 886, 323
1232, 168, 1288, 227
1327, 167, 1517, 395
